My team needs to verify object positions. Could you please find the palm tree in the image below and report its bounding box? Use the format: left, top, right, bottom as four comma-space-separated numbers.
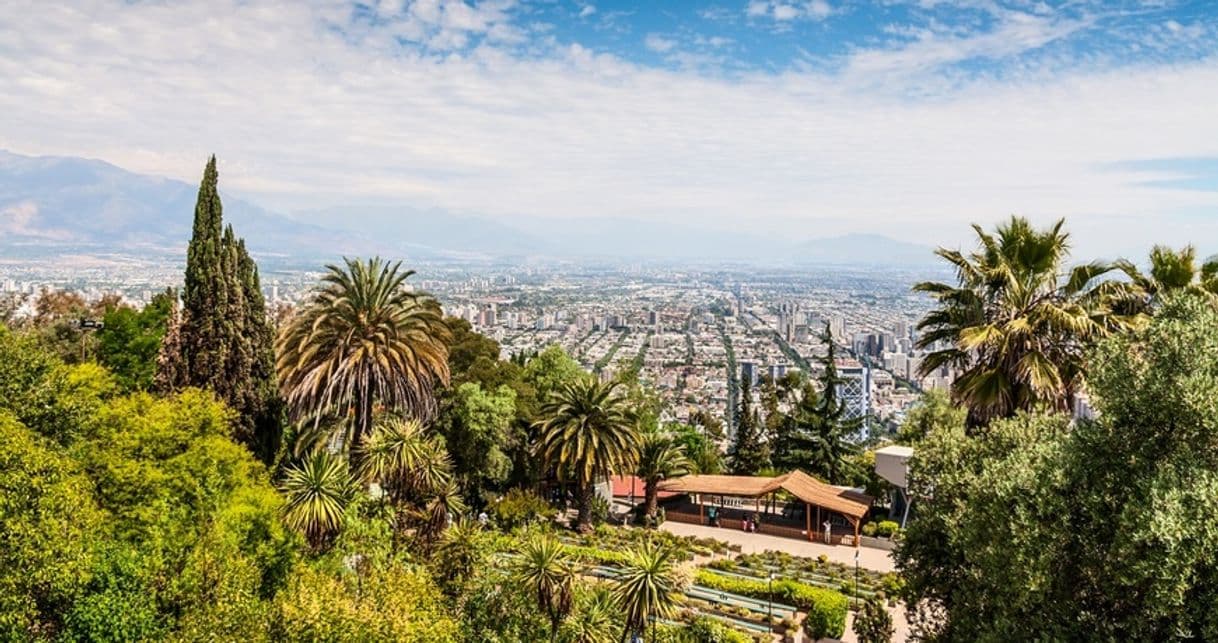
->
1115, 244, 1218, 313
614, 542, 683, 642
635, 430, 690, 526
514, 534, 577, 643
276, 257, 450, 464
561, 584, 619, 643
914, 217, 1131, 429
281, 451, 356, 549
535, 377, 641, 532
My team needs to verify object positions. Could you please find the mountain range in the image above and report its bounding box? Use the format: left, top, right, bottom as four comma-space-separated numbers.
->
0, 150, 939, 266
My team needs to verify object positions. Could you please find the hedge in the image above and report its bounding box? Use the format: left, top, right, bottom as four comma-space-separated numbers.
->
694, 570, 847, 639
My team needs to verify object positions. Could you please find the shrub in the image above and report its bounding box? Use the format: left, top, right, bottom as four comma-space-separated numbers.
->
862, 522, 878, 537
874, 521, 900, 538
853, 596, 895, 643
489, 488, 552, 530
693, 570, 847, 638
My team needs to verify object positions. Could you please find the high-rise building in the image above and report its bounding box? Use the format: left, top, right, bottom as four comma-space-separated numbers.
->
836, 361, 871, 425
739, 361, 758, 387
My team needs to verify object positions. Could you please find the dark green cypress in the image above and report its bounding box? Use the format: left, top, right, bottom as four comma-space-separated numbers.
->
728, 376, 770, 475
160, 157, 281, 463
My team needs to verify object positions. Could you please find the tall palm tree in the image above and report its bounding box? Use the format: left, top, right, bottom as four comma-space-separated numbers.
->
635, 430, 690, 526
914, 217, 1131, 429
535, 377, 640, 532
281, 451, 356, 550
514, 534, 578, 643
276, 257, 450, 464
1115, 244, 1218, 313
614, 542, 683, 642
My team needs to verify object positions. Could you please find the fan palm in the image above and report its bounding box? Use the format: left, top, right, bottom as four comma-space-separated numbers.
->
535, 377, 640, 532
1115, 244, 1218, 313
614, 542, 683, 642
276, 257, 450, 464
914, 217, 1131, 429
280, 451, 356, 549
635, 430, 690, 525
514, 534, 578, 643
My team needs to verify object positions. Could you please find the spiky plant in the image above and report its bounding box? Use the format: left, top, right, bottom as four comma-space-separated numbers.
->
560, 584, 619, 643
1115, 244, 1218, 313
280, 451, 356, 549
276, 257, 450, 465
514, 534, 577, 643
614, 542, 683, 642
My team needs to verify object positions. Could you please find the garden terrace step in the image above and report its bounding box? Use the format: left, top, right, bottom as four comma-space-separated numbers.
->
687, 585, 798, 618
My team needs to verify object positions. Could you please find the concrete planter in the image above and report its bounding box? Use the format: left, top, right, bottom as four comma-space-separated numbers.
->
859, 535, 897, 551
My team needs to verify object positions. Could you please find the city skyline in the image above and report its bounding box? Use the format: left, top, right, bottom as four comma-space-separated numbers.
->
2, 0, 1217, 259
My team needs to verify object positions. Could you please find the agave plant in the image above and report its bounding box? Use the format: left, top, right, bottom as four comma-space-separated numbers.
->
280, 451, 356, 549
514, 534, 578, 643
614, 542, 684, 641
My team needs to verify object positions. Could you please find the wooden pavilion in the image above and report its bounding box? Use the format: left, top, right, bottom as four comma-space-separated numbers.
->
657, 470, 872, 546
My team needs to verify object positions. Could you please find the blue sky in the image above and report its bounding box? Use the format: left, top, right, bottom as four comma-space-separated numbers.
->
1, 0, 1217, 256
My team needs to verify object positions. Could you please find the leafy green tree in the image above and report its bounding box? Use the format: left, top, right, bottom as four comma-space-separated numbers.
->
514, 534, 577, 643
728, 377, 769, 474
0, 413, 104, 638
853, 596, 894, 643
895, 389, 965, 445
914, 216, 1132, 429
635, 429, 691, 524
535, 378, 640, 532
0, 325, 105, 444
669, 422, 723, 475
97, 289, 174, 391
165, 157, 280, 462
896, 295, 1218, 640
440, 382, 517, 504
276, 257, 450, 465
614, 542, 684, 642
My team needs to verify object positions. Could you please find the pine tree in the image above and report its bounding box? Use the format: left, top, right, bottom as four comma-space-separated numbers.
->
159, 157, 281, 463
771, 324, 861, 482
728, 376, 769, 474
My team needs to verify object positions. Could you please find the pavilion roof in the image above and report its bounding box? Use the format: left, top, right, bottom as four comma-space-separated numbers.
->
658, 470, 872, 521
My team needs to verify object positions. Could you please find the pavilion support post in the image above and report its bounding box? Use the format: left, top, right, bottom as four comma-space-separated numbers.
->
805, 502, 811, 541
816, 506, 821, 541
699, 496, 704, 524
853, 518, 860, 548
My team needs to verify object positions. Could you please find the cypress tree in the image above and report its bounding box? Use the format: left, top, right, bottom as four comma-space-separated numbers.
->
159, 157, 281, 463
728, 376, 770, 475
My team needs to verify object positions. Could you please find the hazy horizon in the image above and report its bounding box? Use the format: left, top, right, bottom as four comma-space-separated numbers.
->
2, 0, 1217, 260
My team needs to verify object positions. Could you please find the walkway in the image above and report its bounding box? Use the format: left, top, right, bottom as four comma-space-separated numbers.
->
660, 520, 896, 573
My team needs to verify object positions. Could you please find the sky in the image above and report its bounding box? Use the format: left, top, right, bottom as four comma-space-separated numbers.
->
1, 0, 1217, 258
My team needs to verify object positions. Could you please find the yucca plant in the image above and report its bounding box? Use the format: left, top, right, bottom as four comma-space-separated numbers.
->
359, 416, 457, 545
560, 584, 619, 643
614, 542, 684, 641
514, 534, 578, 643
276, 257, 451, 466
281, 451, 356, 549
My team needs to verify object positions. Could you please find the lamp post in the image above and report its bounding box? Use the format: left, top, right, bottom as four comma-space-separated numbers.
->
768, 572, 775, 631
854, 547, 860, 610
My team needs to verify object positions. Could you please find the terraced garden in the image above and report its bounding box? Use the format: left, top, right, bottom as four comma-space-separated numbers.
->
706, 550, 903, 606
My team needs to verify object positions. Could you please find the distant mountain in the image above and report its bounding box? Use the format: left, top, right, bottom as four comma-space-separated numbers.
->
1, 150, 940, 266
790, 233, 937, 266
0, 150, 389, 263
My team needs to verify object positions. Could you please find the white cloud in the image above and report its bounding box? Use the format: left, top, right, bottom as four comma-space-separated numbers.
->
644, 33, 677, 53
746, 1, 834, 22
0, 0, 1216, 256
579, 4, 596, 19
